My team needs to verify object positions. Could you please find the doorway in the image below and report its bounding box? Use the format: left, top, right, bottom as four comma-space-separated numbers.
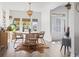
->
50, 5, 71, 56
50, 6, 67, 41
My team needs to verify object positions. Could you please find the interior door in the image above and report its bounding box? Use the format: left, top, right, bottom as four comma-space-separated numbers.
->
51, 14, 65, 41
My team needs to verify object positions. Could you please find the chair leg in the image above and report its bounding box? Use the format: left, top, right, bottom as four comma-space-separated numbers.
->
67, 46, 70, 56
22, 38, 24, 44
60, 44, 63, 51
64, 46, 66, 55
42, 39, 46, 45
13, 39, 17, 48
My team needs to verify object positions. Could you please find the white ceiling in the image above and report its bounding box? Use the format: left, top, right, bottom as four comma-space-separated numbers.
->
1, 2, 57, 7
0, 2, 66, 12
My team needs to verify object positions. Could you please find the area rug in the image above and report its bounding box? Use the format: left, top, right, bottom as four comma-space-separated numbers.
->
15, 43, 49, 53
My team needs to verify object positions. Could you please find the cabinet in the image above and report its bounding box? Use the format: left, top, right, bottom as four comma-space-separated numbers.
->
0, 32, 8, 49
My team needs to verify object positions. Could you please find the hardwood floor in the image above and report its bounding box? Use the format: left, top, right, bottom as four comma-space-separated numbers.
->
0, 39, 69, 57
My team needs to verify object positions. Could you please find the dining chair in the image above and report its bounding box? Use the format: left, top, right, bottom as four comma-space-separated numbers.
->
25, 33, 39, 50
13, 32, 24, 48
60, 38, 71, 56
38, 31, 46, 45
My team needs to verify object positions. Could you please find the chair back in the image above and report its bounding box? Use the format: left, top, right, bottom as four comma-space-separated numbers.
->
62, 38, 71, 47
39, 31, 45, 38
26, 33, 39, 39
16, 33, 23, 39
13, 32, 23, 39
25, 33, 39, 45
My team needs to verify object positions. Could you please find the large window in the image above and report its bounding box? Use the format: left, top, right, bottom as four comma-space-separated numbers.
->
32, 19, 38, 31
22, 18, 30, 32
14, 18, 20, 31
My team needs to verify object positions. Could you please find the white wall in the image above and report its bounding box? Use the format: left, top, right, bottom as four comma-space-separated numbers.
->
0, 2, 76, 56
67, 2, 79, 56
74, 10, 79, 56
10, 10, 41, 31
1, 2, 43, 12
0, 2, 66, 42
41, 2, 75, 56
0, 4, 9, 27
50, 6, 67, 41
68, 3, 75, 56
0, 2, 42, 30
41, 2, 66, 41
0, 5, 3, 27
74, 3, 79, 56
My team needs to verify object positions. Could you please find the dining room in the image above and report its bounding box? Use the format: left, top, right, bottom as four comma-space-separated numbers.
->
0, 2, 76, 57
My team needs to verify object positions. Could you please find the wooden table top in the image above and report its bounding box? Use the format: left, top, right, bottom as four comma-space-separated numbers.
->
13, 31, 40, 34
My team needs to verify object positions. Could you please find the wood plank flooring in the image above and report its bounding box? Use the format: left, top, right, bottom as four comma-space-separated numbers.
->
0, 40, 69, 57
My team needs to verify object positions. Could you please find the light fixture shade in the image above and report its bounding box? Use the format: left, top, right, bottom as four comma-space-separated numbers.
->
65, 2, 71, 10
27, 9, 32, 16
27, 3, 32, 17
